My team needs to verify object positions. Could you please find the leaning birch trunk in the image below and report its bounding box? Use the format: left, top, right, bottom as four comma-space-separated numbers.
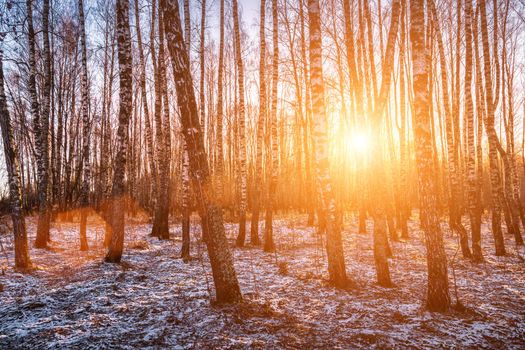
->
409, 0, 450, 312
232, 0, 248, 247
161, 0, 242, 303
105, 0, 133, 263
0, 45, 32, 269
79, 0, 90, 251
479, 0, 506, 256
307, 0, 348, 288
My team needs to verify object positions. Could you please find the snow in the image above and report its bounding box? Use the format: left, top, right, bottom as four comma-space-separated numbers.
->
0, 213, 524, 348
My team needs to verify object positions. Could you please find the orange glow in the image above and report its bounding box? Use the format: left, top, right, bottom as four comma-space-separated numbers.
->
346, 130, 371, 155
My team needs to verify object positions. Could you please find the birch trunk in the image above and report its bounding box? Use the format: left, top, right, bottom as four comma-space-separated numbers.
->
263, 0, 279, 252
0, 45, 32, 269
105, 0, 133, 263
28, 0, 51, 249
479, 0, 506, 256
152, 3, 171, 240
79, 0, 90, 251
181, 0, 192, 249
369, 0, 401, 287
430, 0, 471, 258
410, 0, 450, 312
136, 0, 157, 214
161, 0, 242, 303
464, 0, 482, 260
232, 0, 248, 247
307, 0, 348, 288
249, 0, 266, 246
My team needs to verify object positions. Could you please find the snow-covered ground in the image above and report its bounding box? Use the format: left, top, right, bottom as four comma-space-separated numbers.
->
0, 212, 524, 349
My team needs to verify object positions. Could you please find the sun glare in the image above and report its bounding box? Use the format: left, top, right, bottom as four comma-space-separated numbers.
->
350, 131, 370, 154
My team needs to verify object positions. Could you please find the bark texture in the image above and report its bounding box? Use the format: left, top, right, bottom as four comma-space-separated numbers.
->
0, 45, 31, 269
105, 0, 133, 263
307, 0, 348, 288
161, 0, 242, 303
409, 0, 450, 312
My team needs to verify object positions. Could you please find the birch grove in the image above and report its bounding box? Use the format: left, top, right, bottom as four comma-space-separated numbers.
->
0, 0, 525, 316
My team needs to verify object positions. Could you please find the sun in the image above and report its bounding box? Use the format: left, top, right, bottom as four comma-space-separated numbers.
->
350, 130, 370, 154
339, 129, 371, 159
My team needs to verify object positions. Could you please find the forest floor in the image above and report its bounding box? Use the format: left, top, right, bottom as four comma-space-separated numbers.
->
0, 211, 524, 349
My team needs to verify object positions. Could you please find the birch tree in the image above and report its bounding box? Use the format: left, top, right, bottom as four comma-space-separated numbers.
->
216, 0, 225, 204
152, 0, 171, 240
307, 0, 348, 288
232, 0, 248, 247
263, 0, 279, 252
135, 0, 156, 214
79, 0, 90, 251
0, 43, 31, 269
249, 0, 266, 247
105, 0, 133, 263
161, 0, 242, 303
409, 0, 450, 311
181, 0, 192, 252
27, 0, 51, 249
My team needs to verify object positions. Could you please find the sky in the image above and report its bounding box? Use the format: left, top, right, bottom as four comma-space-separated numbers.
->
240, 0, 260, 21
206, 0, 261, 40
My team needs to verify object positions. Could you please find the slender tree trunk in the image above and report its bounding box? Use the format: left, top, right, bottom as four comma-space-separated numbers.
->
199, 0, 206, 127
181, 0, 192, 248
398, 0, 409, 239
307, 0, 348, 288
263, 0, 279, 252
41, 0, 52, 237
473, 5, 485, 250
430, 0, 471, 258
464, 0, 482, 260
135, 0, 156, 215
100, 17, 115, 246
410, 0, 450, 312
105, 0, 133, 263
299, 0, 315, 227
79, 0, 90, 251
250, 0, 266, 246
479, 0, 506, 256
215, 0, 225, 206
152, 3, 171, 240
0, 46, 32, 270
181, 142, 191, 258
367, 0, 401, 286
232, 0, 248, 247
28, 0, 51, 249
